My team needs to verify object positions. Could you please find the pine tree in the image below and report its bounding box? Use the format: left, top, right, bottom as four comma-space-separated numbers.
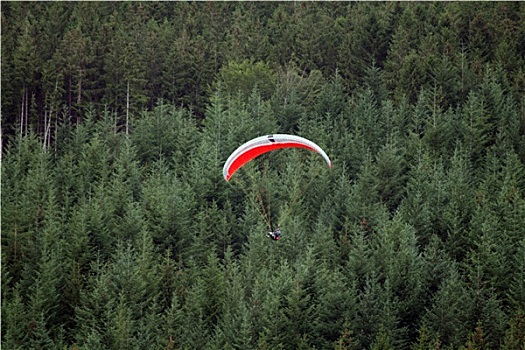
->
267, 4, 298, 68
211, 249, 253, 349
501, 310, 525, 350
397, 151, 448, 246
508, 238, 525, 311
55, 20, 95, 122
374, 139, 407, 213
26, 189, 67, 345
422, 266, 474, 347
161, 292, 185, 350
382, 3, 428, 104
75, 233, 162, 349
131, 103, 198, 168
311, 262, 358, 349
338, 3, 396, 91
102, 11, 147, 125
294, 2, 343, 75
463, 323, 486, 350
225, 3, 271, 63
371, 215, 426, 346
141, 159, 196, 255
441, 148, 476, 261
370, 326, 395, 350
175, 275, 212, 349
216, 60, 277, 102
1, 286, 29, 349
11, 15, 38, 138
411, 325, 440, 350
272, 66, 325, 133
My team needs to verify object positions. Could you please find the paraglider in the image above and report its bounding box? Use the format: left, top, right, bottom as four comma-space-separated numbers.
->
267, 226, 281, 241
223, 134, 332, 240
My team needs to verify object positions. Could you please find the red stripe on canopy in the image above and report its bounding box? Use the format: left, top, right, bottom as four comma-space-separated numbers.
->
225, 142, 317, 181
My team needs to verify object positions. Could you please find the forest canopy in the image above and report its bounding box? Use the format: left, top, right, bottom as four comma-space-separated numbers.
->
2, 2, 525, 349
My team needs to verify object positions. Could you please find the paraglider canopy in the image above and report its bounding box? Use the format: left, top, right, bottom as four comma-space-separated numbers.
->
223, 134, 332, 181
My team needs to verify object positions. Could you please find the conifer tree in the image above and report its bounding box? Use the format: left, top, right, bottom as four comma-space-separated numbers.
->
55, 21, 95, 122
74, 257, 114, 346
463, 68, 520, 168
468, 150, 525, 308
422, 267, 474, 347
1, 286, 29, 349
26, 186, 68, 344
1, 137, 38, 286
441, 148, 476, 261
374, 140, 407, 213
397, 151, 448, 246
216, 60, 277, 102
508, 238, 525, 311
62, 209, 89, 336
102, 13, 147, 124
75, 233, 162, 349
131, 104, 198, 168
312, 72, 347, 120
311, 261, 358, 349
420, 235, 457, 311
141, 159, 196, 255
279, 249, 322, 348
231, 7, 269, 60
267, 4, 297, 67
161, 292, 185, 350
354, 272, 393, 348
107, 295, 135, 350
501, 310, 525, 350
294, 2, 342, 76
211, 249, 253, 349
370, 326, 395, 350
411, 325, 440, 350
382, 4, 428, 104
11, 15, 38, 137
463, 323, 486, 350
338, 3, 396, 91
28, 312, 56, 350
347, 88, 385, 163
371, 215, 426, 346
175, 275, 211, 349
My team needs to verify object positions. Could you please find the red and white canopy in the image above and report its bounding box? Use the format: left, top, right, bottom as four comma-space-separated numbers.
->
223, 134, 332, 181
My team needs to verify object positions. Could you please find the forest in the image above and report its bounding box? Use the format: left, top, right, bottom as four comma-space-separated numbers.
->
1, 2, 525, 349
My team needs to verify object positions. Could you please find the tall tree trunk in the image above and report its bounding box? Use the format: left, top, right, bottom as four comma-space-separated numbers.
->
43, 108, 52, 152
20, 88, 25, 139
48, 111, 52, 151
43, 110, 48, 151
25, 90, 29, 136
0, 120, 3, 159
77, 68, 82, 124
126, 80, 130, 135
68, 75, 73, 120
54, 110, 58, 154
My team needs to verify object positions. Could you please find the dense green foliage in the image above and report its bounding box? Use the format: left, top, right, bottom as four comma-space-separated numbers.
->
2, 2, 525, 349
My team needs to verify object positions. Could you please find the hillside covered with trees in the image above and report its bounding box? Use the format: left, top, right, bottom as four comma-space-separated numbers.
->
2, 2, 525, 349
